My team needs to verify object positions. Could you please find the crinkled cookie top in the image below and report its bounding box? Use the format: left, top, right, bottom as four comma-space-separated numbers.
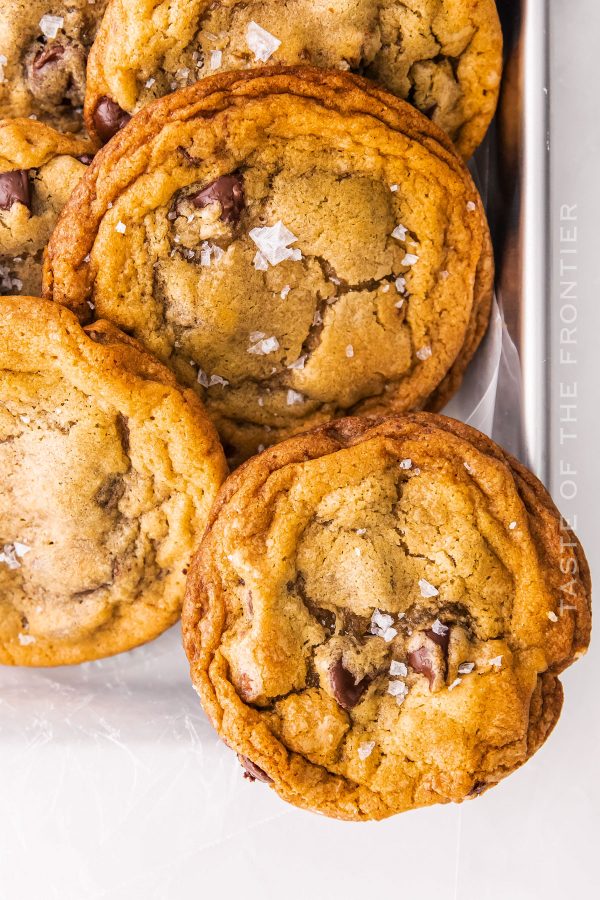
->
183, 414, 591, 821
85, 0, 502, 157
0, 0, 108, 133
0, 297, 226, 666
45, 68, 493, 464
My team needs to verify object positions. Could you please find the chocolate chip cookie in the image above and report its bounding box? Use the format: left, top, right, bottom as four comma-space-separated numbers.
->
182, 414, 591, 821
0, 118, 92, 297
0, 1, 108, 134
85, 0, 502, 158
0, 296, 226, 666
45, 68, 494, 464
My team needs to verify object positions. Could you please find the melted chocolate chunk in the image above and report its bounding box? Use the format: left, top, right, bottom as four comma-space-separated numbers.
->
238, 754, 272, 783
95, 474, 125, 511
329, 657, 370, 710
26, 38, 87, 110
33, 42, 65, 71
189, 174, 245, 225
408, 624, 452, 689
0, 170, 31, 212
93, 97, 131, 143
407, 645, 437, 689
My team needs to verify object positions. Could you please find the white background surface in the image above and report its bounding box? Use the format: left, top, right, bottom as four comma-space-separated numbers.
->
1, 3, 599, 897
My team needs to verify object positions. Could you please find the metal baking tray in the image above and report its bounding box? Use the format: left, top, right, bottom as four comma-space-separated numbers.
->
486, 0, 550, 484
0, 3, 555, 896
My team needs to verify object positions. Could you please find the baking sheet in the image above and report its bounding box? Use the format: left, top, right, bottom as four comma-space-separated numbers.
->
1, 2, 578, 898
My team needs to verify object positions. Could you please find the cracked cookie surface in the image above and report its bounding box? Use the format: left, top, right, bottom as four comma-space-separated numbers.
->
0, 0, 108, 133
85, 0, 502, 158
0, 118, 93, 297
45, 67, 493, 464
182, 414, 591, 821
0, 297, 226, 666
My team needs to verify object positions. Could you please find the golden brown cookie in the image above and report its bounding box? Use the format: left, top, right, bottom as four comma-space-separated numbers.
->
45, 67, 494, 464
0, 118, 93, 297
0, 0, 108, 134
0, 296, 227, 666
182, 414, 591, 821
84, 0, 502, 158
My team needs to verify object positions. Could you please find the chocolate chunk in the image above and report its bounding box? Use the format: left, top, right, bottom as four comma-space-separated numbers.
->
93, 97, 131, 143
329, 657, 370, 710
238, 754, 272, 783
468, 780, 489, 797
190, 174, 245, 224
115, 413, 130, 453
33, 42, 65, 71
408, 624, 451, 689
26, 38, 86, 110
95, 474, 125, 510
407, 646, 437, 689
0, 170, 31, 212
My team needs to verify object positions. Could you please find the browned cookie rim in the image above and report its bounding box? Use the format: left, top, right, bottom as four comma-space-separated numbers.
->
182, 412, 591, 820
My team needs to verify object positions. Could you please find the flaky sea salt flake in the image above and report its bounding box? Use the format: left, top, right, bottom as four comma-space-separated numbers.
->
547, 611, 559, 623
416, 345, 432, 361
246, 21, 281, 62
115, 221, 126, 234
358, 740, 376, 760
39, 14, 64, 38
390, 660, 408, 677
419, 579, 439, 598
345, 344, 354, 358
458, 662, 475, 675
392, 224, 408, 241
248, 335, 280, 355
286, 389, 304, 406
249, 221, 300, 267
489, 655, 503, 668
448, 678, 462, 691
210, 50, 222, 70
400, 458, 412, 469
253, 251, 269, 271
431, 618, 448, 636
402, 253, 418, 266
18, 633, 36, 646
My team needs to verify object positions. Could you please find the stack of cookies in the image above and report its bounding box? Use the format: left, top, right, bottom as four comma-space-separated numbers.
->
0, 1, 591, 821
